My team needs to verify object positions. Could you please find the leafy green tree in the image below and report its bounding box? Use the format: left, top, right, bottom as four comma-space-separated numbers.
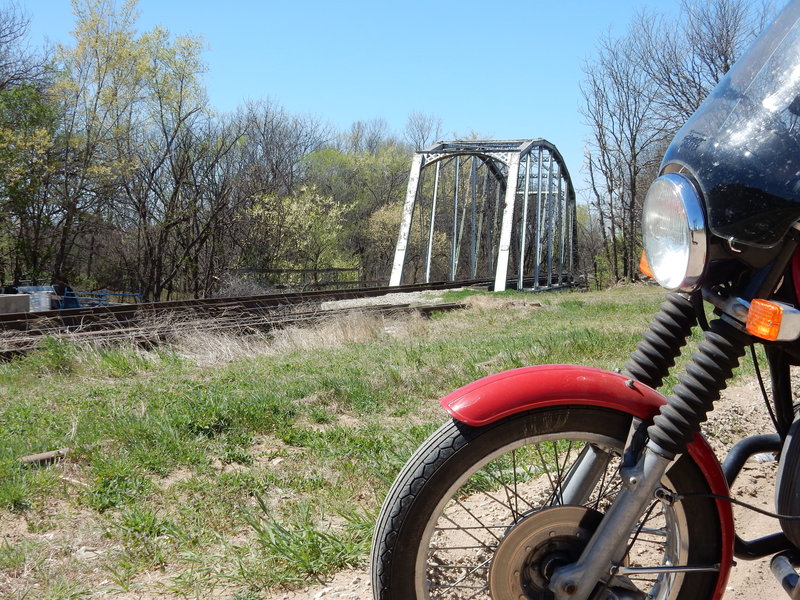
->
234, 186, 350, 288
0, 3, 52, 283
49, 0, 148, 280
303, 141, 411, 281
0, 83, 58, 282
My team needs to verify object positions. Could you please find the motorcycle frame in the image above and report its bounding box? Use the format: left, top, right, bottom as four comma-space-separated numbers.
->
441, 363, 735, 600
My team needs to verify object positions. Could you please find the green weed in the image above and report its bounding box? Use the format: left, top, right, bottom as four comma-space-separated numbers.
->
86, 456, 153, 511
222, 445, 254, 466
116, 505, 177, 539
441, 288, 487, 302
245, 496, 363, 584
558, 299, 586, 309
0, 539, 30, 573
0, 471, 32, 512
232, 591, 264, 600
103, 559, 139, 593
308, 403, 336, 424
96, 347, 154, 376
16, 337, 76, 374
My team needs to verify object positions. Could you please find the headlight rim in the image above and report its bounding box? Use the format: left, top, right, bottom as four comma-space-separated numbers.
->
643, 172, 708, 292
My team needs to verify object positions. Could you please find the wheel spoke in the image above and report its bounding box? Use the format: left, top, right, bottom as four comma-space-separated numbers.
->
428, 556, 492, 592
439, 502, 501, 546
555, 440, 576, 503
512, 449, 520, 518
535, 441, 558, 501
476, 477, 538, 518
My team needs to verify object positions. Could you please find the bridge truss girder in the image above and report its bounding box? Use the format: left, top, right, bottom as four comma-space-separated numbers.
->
389, 139, 576, 292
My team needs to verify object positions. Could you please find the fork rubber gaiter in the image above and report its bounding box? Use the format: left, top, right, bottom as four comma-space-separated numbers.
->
625, 292, 697, 390
648, 318, 750, 456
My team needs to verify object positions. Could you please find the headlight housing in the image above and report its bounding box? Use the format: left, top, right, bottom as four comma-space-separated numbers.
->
642, 173, 707, 291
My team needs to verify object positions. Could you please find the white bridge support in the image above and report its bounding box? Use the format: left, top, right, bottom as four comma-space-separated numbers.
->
389, 139, 575, 291
389, 153, 423, 286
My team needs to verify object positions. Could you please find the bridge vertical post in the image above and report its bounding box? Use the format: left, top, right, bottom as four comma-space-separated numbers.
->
546, 158, 556, 287
480, 164, 491, 276
450, 157, 460, 280
424, 161, 440, 284
517, 152, 532, 290
389, 153, 424, 287
493, 153, 522, 292
489, 175, 501, 276
534, 148, 544, 290
568, 187, 576, 280
558, 171, 566, 285
469, 157, 478, 279
474, 161, 486, 278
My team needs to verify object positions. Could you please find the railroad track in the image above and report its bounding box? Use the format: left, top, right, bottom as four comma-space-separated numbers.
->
0, 280, 483, 356
0, 279, 489, 332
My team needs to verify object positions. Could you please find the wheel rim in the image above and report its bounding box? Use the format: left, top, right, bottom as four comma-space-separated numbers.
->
414, 430, 690, 600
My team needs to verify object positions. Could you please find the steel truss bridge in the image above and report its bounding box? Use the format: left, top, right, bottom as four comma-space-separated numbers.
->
389, 139, 576, 292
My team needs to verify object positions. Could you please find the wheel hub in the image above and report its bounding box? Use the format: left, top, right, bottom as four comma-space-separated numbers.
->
489, 505, 604, 599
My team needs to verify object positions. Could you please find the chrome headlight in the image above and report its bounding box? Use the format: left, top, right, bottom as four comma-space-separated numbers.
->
642, 173, 707, 291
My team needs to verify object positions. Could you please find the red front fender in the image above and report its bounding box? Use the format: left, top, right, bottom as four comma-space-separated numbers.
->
440, 364, 733, 600
442, 364, 670, 425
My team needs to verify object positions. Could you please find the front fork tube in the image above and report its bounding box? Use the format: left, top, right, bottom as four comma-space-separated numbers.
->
559, 444, 614, 506
550, 443, 674, 600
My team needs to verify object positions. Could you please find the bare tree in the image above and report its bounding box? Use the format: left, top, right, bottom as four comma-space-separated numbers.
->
634, 0, 774, 130
237, 100, 329, 197
0, 2, 49, 91
343, 118, 394, 154
575, 203, 607, 289
404, 111, 442, 150
581, 31, 663, 282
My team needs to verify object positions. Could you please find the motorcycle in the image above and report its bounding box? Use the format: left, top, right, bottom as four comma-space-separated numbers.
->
369, 1, 800, 598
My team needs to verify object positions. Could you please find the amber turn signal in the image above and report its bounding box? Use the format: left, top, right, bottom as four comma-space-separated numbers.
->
639, 250, 654, 278
746, 299, 783, 341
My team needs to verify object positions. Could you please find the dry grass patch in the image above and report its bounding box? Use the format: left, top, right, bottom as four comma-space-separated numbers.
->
461, 293, 544, 311
172, 311, 433, 367
273, 312, 393, 352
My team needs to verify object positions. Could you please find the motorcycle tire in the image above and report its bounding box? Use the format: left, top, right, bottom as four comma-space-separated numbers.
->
371, 406, 722, 600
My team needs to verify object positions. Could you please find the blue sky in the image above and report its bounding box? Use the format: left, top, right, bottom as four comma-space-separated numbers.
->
22, 0, 678, 197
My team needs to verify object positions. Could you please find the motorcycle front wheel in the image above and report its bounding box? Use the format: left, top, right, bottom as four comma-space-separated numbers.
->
371, 406, 722, 600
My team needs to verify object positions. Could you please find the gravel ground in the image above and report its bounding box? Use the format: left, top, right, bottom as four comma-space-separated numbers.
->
320, 291, 448, 311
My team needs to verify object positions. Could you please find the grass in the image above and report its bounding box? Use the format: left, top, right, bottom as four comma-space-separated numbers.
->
242, 496, 367, 585
0, 284, 751, 598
